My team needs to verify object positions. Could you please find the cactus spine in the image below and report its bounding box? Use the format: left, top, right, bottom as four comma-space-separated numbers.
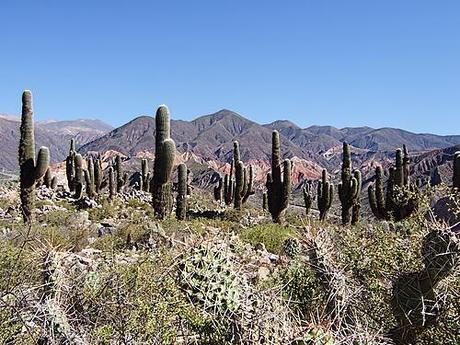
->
317, 169, 334, 221
265, 130, 292, 223
338, 143, 361, 225
65, 139, 76, 192
454, 151, 460, 189
368, 146, 418, 221
18, 90, 50, 222
303, 180, 313, 215
176, 163, 188, 220
152, 105, 176, 219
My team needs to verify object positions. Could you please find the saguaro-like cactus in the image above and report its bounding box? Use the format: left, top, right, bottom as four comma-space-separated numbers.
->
213, 176, 223, 202
83, 157, 95, 198
115, 155, 127, 194
223, 161, 234, 206
317, 169, 334, 221
18, 90, 50, 222
265, 130, 292, 223
303, 180, 313, 216
108, 166, 115, 201
176, 163, 188, 220
338, 143, 361, 225
454, 151, 460, 189
65, 139, 76, 192
262, 192, 268, 211
232, 141, 255, 209
94, 157, 103, 193
368, 146, 418, 221
152, 105, 176, 219
351, 170, 362, 224
140, 158, 150, 192
73, 154, 84, 199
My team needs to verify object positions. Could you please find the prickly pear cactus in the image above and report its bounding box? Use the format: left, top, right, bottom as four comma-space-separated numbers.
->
179, 243, 243, 314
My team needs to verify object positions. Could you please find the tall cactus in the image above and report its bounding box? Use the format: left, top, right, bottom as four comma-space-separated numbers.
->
176, 163, 188, 220
265, 130, 292, 223
44, 168, 57, 190
94, 157, 103, 194
115, 155, 127, 194
108, 166, 115, 201
73, 154, 84, 199
140, 158, 150, 192
223, 161, 234, 206
213, 176, 223, 202
18, 90, 50, 222
152, 105, 176, 219
338, 143, 361, 225
303, 180, 313, 216
65, 139, 76, 192
368, 146, 418, 221
351, 170, 362, 224
317, 169, 334, 221
232, 141, 255, 209
454, 151, 460, 189
85, 158, 95, 197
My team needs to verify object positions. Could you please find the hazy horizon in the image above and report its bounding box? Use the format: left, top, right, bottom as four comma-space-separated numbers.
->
1, 1, 459, 135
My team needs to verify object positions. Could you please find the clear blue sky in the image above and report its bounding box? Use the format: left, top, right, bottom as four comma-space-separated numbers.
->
0, 1, 459, 134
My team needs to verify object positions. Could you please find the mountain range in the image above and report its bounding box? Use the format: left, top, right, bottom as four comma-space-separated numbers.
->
1, 109, 459, 187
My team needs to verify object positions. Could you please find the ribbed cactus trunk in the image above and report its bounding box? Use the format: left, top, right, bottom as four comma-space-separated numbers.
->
73, 154, 84, 199
18, 90, 50, 223
262, 192, 268, 211
338, 143, 361, 225
94, 157, 103, 193
223, 161, 234, 206
85, 157, 96, 198
318, 169, 334, 221
141, 158, 150, 192
176, 163, 187, 220
454, 151, 460, 189
108, 166, 115, 201
213, 176, 223, 202
65, 139, 76, 192
44, 168, 52, 188
115, 155, 126, 194
152, 105, 176, 219
265, 131, 291, 223
303, 180, 313, 215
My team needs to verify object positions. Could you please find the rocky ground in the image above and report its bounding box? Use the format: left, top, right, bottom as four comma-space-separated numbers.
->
0, 183, 459, 345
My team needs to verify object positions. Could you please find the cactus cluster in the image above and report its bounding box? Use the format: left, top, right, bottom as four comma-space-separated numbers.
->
454, 151, 460, 189
265, 131, 292, 223
179, 243, 243, 313
84, 157, 102, 198
368, 145, 418, 221
338, 143, 362, 225
18, 90, 50, 222
215, 141, 254, 209
317, 169, 334, 221
390, 227, 459, 343
151, 105, 176, 219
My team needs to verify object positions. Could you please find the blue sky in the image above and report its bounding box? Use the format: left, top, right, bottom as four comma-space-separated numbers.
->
0, 1, 459, 134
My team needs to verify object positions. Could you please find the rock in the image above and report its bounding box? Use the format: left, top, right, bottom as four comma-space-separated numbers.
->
257, 267, 271, 281
75, 197, 100, 209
